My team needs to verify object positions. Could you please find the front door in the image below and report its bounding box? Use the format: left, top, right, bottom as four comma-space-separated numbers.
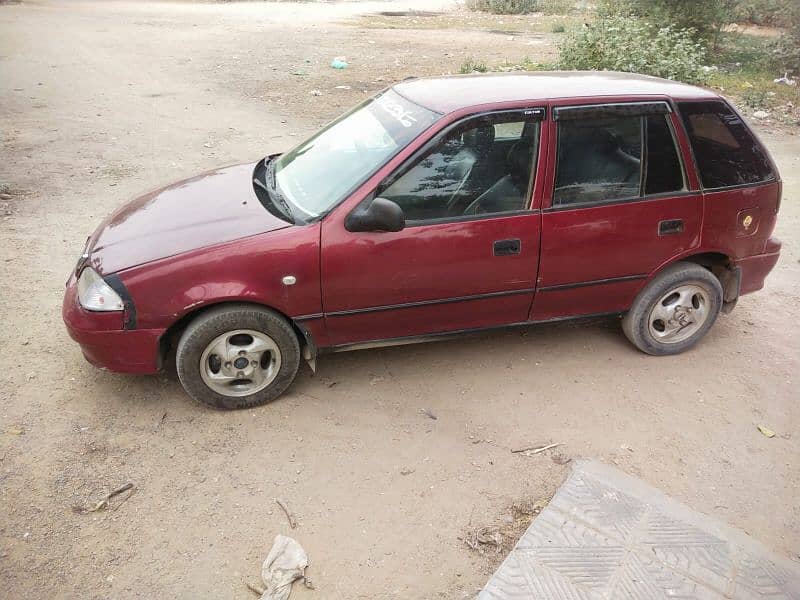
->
532, 100, 703, 321
321, 109, 547, 346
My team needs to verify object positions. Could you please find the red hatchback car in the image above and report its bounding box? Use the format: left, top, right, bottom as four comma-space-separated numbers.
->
63, 72, 782, 409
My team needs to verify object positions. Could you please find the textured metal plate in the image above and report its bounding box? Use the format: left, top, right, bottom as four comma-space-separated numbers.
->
480, 460, 800, 600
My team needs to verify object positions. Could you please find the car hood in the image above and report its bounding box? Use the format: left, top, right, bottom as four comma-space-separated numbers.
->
87, 162, 292, 274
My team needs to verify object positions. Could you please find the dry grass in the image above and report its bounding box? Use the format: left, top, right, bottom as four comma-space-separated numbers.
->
461, 498, 547, 557
348, 10, 582, 35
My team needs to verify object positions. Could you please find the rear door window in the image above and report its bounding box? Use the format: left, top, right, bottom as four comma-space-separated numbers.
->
678, 101, 775, 189
553, 109, 685, 207
554, 116, 642, 206
645, 114, 686, 195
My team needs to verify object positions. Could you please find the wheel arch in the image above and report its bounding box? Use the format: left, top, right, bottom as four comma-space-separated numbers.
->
648, 251, 739, 311
158, 300, 317, 370
678, 251, 733, 270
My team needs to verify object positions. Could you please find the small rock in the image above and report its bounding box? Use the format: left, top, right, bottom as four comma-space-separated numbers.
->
551, 453, 572, 465
753, 110, 770, 119
757, 425, 776, 438
400, 467, 415, 475
309, 90, 322, 96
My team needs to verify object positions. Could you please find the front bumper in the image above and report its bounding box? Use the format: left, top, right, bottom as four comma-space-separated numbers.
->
734, 236, 782, 296
62, 275, 163, 374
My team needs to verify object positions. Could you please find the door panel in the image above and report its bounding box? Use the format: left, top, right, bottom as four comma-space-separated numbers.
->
533, 195, 702, 320
321, 214, 540, 345
531, 279, 647, 321
320, 108, 547, 347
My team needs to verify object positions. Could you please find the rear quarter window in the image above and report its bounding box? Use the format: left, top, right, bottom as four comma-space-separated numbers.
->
678, 101, 774, 189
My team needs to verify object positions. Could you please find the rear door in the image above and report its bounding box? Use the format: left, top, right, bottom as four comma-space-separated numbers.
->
532, 100, 702, 320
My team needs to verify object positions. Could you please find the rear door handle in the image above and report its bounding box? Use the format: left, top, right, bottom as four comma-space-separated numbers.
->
658, 219, 684, 236
493, 239, 521, 256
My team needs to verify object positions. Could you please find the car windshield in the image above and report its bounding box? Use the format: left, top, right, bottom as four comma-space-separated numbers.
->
274, 88, 439, 219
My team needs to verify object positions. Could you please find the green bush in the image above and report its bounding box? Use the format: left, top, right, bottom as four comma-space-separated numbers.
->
558, 17, 708, 84
765, 1, 800, 74
736, 0, 797, 28
460, 56, 489, 73
739, 86, 771, 107
598, 0, 738, 46
465, 0, 573, 15
772, 24, 800, 74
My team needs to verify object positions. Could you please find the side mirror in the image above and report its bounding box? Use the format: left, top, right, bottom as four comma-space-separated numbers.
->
345, 197, 405, 233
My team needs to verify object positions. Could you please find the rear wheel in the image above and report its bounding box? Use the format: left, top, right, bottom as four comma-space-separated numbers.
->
622, 262, 722, 356
176, 305, 300, 409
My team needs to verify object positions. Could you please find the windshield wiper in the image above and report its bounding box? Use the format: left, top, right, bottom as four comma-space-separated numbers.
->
254, 157, 295, 224
266, 159, 296, 223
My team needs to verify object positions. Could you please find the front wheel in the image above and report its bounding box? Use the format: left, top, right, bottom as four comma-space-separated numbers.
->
176, 304, 301, 409
622, 262, 723, 356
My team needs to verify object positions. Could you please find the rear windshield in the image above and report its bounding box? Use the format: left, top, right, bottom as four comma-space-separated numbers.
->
678, 101, 774, 189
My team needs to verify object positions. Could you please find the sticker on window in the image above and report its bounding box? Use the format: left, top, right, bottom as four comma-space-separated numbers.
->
376, 94, 419, 128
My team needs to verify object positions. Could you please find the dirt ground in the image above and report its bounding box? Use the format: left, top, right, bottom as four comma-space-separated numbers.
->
0, 1, 798, 598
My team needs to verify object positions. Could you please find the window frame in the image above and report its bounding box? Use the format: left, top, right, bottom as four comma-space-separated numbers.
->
361, 107, 546, 228
676, 99, 777, 193
548, 102, 692, 212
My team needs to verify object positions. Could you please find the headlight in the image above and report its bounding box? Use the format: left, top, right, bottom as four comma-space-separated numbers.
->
77, 267, 124, 311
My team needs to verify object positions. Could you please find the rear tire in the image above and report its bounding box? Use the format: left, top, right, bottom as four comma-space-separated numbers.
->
622, 262, 722, 356
176, 304, 300, 409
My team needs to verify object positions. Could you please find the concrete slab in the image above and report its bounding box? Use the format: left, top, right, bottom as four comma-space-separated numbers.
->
480, 460, 800, 599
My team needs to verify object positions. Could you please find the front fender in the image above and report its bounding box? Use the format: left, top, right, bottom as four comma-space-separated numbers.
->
118, 224, 322, 331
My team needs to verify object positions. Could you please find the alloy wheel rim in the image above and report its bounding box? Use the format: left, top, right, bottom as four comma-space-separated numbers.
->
647, 284, 710, 344
199, 329, 281, 397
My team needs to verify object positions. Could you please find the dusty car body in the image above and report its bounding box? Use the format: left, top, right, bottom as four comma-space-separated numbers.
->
63, 72, 782, 408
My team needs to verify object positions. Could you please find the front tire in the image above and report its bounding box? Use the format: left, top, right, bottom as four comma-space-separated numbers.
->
622, 262, 723, 356
176, 304, 301, 409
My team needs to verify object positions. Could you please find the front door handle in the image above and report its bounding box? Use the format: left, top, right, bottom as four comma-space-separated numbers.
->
493, 239, 521, 256
658, 219, 684, 236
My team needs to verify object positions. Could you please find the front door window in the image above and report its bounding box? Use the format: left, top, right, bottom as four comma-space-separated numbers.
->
377, 113, 541, 222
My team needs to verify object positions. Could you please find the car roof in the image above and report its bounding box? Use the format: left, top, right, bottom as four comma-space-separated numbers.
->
392, 71, 719, 114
